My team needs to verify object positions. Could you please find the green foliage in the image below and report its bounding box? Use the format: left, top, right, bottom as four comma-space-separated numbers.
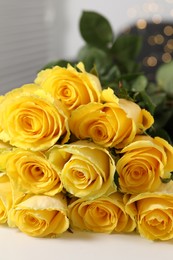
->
41, 10, 173, 143
160, 172, 173, 184
78, 11, 142, 77
77, 45, 113, 74
79, 11, 114, 49
156, 61, 173, 97
131, 75, 148, 92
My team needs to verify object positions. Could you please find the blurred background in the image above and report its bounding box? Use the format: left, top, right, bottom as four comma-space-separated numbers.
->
0, 0, 173, 93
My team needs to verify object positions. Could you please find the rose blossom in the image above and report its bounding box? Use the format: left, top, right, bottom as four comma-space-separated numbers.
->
47, 141, 116, 199
5, 148, 63, 196
69, 102, 136, 149
35, 62, 101, 111
0, 84, 70, 151
69, 89, 154, 149
68, 192, 136, 233
125, 191, 173, 241
101, 88, 154, 134
8, 193, 69, 238
116, 135, 173, 194
0, 174, 12, 223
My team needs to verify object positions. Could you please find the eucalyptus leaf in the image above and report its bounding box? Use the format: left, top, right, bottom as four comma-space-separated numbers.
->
156, 61, 173, 96
146, 82, 158, 94
79, 11, 113, 49
132, 75, 148, 92
150, 92, 166, 107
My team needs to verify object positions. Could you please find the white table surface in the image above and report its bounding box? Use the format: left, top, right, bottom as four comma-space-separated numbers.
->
0, 226, 173, 260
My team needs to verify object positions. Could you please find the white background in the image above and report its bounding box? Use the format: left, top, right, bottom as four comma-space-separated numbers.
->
1, 226, 173, 260
0, 0, 173, 92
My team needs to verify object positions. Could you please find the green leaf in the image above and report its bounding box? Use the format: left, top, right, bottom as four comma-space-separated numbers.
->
112, 82, 134, 100
156, 61, 173, 97
77, 45, 112, 73
149, 127, 172, 144
154, 110, 173, 129
131, 75, 148, 92
100, 65, 121, 86
114, 171, 120, 190
118, 72, 142, 82
150, 92, 166, 107
111, 34, 142, 61
160, 172, 173, 184
160, 177, 171, 184
164, 114, 173, 144
79, 11, 113, 49
138, 91, 156, 114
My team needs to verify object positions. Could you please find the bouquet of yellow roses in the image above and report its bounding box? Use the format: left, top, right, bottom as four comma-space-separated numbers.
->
0, 60, 173, 241
0, 10, 173, 240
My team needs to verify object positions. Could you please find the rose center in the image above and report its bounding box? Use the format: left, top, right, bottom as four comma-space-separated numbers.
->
145, 210, 169, 230
61, 87, 71, 98
31, 166, 44, 180
131, 168, 145, 180
90, 124, 107, 140
71, 170, 87, 184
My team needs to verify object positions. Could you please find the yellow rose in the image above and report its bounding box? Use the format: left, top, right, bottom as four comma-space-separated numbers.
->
5, 148, 63, 196
0, 174, 12, 224
8, 193, 69, 237
69, 102, 137, 148
101, 88, 154, 134
125, 192, 173, 241
118, 98, 154, 133
0, 84, 70, 151
47, 141, 116, 199
154, 136, 173, 173
68, 192, 136, 233
100, 87, 119, 104
0, 141, 13, 172
116, 135, 173, 194
35, 62, 102, 111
